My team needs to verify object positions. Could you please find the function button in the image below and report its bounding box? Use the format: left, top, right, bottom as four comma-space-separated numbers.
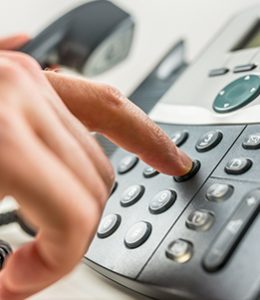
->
120, 185, 145, 207
233, 63, 257, 73
171, 131, 189, 147
206, 183, 234, 202
143, 166, 159, 178
124, 221, 152, 249
203, 189, 260, 272
166, 239, 193, 263
174, 160, 201, 183
117, 155, 139, 174
186, 210, 214, 231
209, 68, 229, 77
149, 190, 176, 214
213, 75, 260, 113
225, 157, 252, 175
242, 133, 260, 149
97, 214, 121, 238
195, 130, 223, 152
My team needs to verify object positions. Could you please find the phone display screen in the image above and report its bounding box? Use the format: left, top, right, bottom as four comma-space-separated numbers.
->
233, 22, 260, 51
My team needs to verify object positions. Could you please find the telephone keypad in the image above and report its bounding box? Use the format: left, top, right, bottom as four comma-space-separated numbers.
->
166, 239, 193, 263
174, 159, 201, 182
242, 133, 260, 149
203, 189, 260, 272
206, 183, 234, 202
186, 209, 215, 231
171, 131, 189, 146
117, 155, 139, 174
87, 123, 260, 300
97, 214, 121, 238
120, 185, 145, 207
195, 130, 223, 152
143, 166, 159, 178
224, 157, 252, 175
124, 221, 152, 249
149, 190, 176, 214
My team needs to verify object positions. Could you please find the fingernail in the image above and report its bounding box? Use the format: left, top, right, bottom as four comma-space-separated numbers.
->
177, 149, 193, 174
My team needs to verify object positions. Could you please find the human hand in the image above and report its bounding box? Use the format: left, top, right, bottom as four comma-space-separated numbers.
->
0, 37, 192, 300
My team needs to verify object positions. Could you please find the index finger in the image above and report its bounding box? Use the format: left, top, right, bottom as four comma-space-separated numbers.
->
46, 72, 192, 176
0, 34, 30, 50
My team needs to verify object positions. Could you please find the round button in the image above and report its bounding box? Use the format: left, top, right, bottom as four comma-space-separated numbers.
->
242, 133, 260, 149
143, 166, 159, 178
186, 210, 214, 231
213, 75, 260, 113
206, 183, 234, 202
117, 155, 139, 174
120, 185, 145, 207
225, 157, 252, 175
97, 214, 121, 238
174, 160, 201, 182
166, 239, 193, 263
196, 130, 223, 152
124, 221, 152, 249
149, 190, 176, 214
171, 131, 189, 147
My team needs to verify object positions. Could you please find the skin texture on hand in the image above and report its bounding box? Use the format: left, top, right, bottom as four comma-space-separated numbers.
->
0, 35, 192, 300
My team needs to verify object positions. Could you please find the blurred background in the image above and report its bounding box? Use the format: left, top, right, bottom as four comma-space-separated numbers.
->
0, 0, 258, 96
0, 0, 259, 299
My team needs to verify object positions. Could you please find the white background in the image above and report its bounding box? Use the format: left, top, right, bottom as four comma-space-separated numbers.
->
0, 0, 259, 299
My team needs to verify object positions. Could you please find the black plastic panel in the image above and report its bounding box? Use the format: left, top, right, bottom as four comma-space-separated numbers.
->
85, 123, 260, 300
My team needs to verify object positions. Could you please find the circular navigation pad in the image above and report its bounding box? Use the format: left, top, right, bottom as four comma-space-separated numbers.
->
213, 75, 260, 113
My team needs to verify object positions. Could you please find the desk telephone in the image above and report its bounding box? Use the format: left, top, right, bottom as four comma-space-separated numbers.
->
2, 1, 259, 299
86, 4, 260, 300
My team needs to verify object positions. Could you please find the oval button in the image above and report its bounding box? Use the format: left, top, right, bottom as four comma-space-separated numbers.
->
213, 75, 260, 113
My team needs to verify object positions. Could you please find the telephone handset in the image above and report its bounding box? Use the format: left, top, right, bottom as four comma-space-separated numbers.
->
86, 5, 260, 300
18, 0, 135, 77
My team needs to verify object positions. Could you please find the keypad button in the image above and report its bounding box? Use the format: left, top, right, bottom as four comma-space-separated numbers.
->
110, 181, 118, 196
174, 160, 201, 182
149, 190, 176, 214
203, 189, 260, 272
233, 63, 257, 73
209, 68, 229, 77
117, 155, 139, 174
124, 221, 152, 249
196, 130, 223, 152
120, 185, 145, 207
213, 75, 260, 113
206, 183, 234, 202
97, 214, 121, 238
171, 131, 189, 147
225, 157, 252, 175
143, 166, 159, 178
242, 133, 260, 149
166, 239, 193, 263
186, 210, 214, 231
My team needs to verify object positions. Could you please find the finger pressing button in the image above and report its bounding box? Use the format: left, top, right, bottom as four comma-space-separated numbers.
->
174, 160, 200, 182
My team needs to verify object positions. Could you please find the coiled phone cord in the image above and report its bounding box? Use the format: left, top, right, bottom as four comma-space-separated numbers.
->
0, 210, 36, 269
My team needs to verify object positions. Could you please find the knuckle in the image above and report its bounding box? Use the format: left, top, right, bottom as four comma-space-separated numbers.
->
13, 52, 41, 72
0, 58, 20, 80
100, 84, 127, 109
